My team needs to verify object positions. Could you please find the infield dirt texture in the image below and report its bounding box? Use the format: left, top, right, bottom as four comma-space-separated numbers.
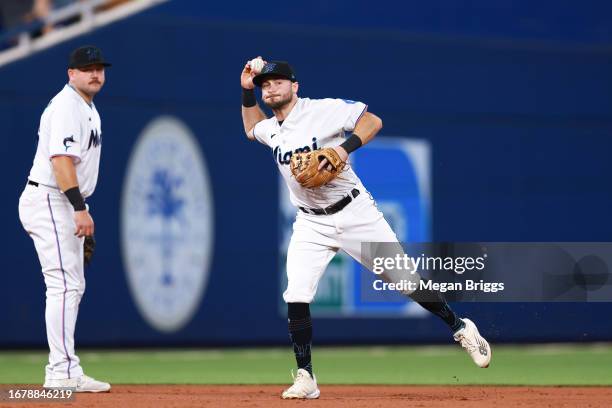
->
0, 346, 610, 407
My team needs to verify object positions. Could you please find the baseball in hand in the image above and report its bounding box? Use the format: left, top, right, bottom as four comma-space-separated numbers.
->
250, 58, 265, 74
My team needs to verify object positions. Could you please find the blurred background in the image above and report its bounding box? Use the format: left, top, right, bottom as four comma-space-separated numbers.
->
1, 0, 612, 351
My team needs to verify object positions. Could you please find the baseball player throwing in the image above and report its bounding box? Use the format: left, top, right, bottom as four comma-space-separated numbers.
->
241, 58, 492, 399
18, 45, 111, 392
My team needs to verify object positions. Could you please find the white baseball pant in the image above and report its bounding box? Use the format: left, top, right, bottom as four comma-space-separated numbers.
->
283, 190, 413, 303
18, 183, 85, 380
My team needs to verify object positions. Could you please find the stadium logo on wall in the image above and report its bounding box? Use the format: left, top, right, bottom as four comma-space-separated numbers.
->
121, 116, 214, 333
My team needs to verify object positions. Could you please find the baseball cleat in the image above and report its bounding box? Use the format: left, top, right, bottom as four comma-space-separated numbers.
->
44, 375, 111, 393
281, 368, 320, 399
43, 377, 77, 389
75, 375, 111, 392
453, 318, 492, 368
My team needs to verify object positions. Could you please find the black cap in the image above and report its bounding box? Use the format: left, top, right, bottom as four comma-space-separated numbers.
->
68, 45, 112, 69
253, 61, 296, 87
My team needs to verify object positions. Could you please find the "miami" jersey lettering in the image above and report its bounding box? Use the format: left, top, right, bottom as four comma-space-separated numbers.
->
273, 137, 318, 165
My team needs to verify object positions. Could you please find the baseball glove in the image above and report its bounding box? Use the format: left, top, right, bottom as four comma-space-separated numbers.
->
84, 235, 96, 267
290, 147, 346, 188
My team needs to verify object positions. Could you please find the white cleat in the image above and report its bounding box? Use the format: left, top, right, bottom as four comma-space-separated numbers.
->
453, 318, 492, 368
75, 375, 111, 393
43, 377, 77, 389
281, 368, 320, 399
44, 375, 111, 393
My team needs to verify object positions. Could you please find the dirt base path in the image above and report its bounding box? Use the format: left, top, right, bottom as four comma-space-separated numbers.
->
1, 385, 610, 408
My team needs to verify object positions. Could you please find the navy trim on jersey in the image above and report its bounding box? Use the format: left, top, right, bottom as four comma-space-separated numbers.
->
67, 83, 94, 109
353, 104, 368, 129
50, 153, 81, 164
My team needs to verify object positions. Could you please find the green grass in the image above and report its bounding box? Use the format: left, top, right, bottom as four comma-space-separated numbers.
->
0, 345, 610, 385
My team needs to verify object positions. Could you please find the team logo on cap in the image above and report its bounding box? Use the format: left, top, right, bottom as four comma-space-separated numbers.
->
121, 116, 214, 333
86, 47, 98, 61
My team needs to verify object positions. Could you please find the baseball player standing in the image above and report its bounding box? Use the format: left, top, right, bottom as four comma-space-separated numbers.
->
18, 45, 111, 392
240, 58, 492, 399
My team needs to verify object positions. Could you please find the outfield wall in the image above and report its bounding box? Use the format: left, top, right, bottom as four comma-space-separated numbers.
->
1, 1, 611, 346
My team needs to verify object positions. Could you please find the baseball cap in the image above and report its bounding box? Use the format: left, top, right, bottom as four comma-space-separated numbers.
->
68, 45, 112, 69
253, 61, 296, 87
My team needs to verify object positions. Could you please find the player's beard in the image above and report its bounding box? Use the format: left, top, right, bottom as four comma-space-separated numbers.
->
84, 82, 102, 96
264, 92, 293, 109
74, 82, 102, 100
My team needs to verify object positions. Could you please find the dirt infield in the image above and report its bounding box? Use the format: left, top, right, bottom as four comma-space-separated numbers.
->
1, 385, 611, 408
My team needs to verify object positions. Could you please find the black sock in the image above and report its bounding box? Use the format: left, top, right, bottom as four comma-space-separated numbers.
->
287, 303, 313, 376
410, 285, 465, 332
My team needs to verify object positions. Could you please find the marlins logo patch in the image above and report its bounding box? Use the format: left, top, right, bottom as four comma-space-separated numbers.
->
63, 136, 76, 151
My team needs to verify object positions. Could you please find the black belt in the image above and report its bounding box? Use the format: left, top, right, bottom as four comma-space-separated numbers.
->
27, 179, 39, 187
299, 188, 360, 216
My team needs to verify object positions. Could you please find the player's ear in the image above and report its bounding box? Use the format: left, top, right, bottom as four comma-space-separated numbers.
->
292, 81, 299, 94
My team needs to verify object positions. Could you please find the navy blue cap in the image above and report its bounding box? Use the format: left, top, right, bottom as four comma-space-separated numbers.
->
68, 45, 111, 69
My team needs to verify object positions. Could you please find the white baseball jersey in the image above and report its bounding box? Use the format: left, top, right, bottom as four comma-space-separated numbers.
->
253, 97, 367, 208
18, 83, 103, 381
249, 96, 406, 304
28, 84, 102, 197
